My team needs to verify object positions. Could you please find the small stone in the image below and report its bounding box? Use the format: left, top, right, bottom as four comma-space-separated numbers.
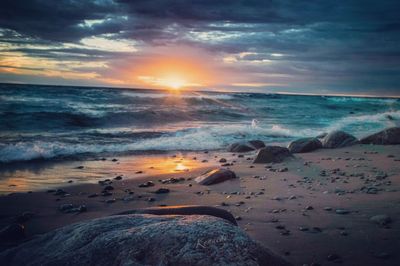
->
154, 188, 170, 194
139, 181, 155, 188
219, 158, 227, 163
335, 209, 350, 215
114, 175, 123, 180
370, 215, 391, 226
103, 185, 114, 191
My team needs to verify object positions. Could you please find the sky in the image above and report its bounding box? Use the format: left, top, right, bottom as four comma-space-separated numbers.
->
0, 0, 399, 95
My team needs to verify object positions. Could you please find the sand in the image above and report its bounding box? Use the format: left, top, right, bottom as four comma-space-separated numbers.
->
1, 144, 400, 265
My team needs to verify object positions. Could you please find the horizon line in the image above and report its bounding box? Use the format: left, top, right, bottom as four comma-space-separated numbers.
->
1, 81, 399, 99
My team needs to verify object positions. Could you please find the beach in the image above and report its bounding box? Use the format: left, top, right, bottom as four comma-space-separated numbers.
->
1, 143, 400, 265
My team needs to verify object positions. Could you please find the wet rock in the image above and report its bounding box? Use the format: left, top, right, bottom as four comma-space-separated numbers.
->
370, 215, 391, 226
288, 138, 322, 153
195, 169, 236, 185
227, 140, 266, 152
0, 214, 290, 266
360, 127, 400, 145
253, 146, 292, 163
322, 131, 358, 148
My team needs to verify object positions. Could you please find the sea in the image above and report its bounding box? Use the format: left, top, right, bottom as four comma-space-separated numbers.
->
1, 83, 399, 164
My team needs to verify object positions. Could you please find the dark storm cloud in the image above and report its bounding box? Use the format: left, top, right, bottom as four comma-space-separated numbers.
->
1, 0, 400, 94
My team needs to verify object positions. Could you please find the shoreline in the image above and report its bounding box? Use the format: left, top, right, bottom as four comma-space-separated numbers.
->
1, 143, 400, 265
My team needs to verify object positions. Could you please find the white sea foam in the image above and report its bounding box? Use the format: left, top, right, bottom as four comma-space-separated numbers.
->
325, 110, 400, 137
0, 123, 309, 163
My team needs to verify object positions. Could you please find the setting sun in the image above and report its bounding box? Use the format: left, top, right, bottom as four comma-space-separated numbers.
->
161, 75, 186, 90
130, 54, 214, 90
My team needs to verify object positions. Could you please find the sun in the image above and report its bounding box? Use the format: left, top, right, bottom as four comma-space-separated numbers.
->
162, 75, 186, 90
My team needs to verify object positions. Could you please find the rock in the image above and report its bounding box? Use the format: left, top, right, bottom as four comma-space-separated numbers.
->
288, 138, 322, 153
335, 209, 350, 215
115, 205, 238, 225
103, 185, 114, 191
370, 215, 391, 226
322, 131, 358, 148
227, 140, 266, 152
59, 204, 87, 213
195, 169, 236, 185
114, 175, 123, 180
219, 158, 227, 163
154, 188, 170, 194
0, 214, 290, 266
0, 224, 25, 242
138, 181, 155, 188
360, 127, 400, 145
253, 146, 292, 163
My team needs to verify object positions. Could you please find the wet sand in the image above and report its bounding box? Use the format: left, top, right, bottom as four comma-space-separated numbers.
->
1, 144, 400, 265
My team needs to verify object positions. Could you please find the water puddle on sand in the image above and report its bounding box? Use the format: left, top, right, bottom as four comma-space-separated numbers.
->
0, 152, 220, 194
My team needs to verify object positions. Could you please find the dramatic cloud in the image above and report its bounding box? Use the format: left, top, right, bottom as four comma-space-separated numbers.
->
0, 0, 399, 95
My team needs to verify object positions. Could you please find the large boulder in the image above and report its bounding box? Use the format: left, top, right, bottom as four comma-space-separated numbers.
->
115, 205, 238, 225
322, 131, 358, 148
360, 127, 400, 145
227, 140, 266, 152
0, 214, 290, 266
195, 169, 236, 185
253, 146, 292, 163
288, 138, 322, 153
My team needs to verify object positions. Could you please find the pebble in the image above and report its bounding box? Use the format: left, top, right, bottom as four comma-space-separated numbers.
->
335, 209, 350, 215
114, 175, 123, 180
139, 181, 155, 188
154, 188, 170, 194
370, 214, 391, 226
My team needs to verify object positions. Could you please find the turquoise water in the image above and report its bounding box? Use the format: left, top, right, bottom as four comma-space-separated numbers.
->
0, 83, 399, 163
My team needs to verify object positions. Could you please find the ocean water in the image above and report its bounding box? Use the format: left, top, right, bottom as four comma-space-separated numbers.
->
1, 83, 399, 164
